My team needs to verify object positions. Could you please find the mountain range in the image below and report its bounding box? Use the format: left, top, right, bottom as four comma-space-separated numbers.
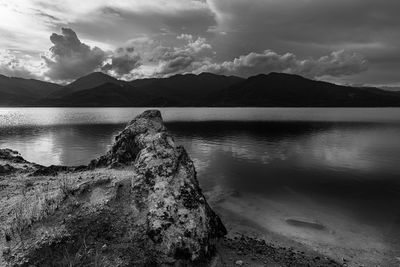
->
1, 71, 400, 107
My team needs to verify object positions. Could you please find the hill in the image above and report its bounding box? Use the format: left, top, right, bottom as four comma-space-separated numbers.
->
36, 83, 176, 107
47, 72, 126, 99
208, 72, 400, 107
2, 71, 400, 107
130, 72, 243, 105
0, 74, 61, 105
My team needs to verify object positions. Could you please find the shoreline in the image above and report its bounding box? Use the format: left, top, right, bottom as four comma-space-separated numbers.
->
213, 206, 343, 266
207, 191, 399, 267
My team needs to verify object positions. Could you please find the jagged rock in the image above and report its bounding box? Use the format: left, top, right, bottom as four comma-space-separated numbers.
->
89, 110, 167, 168
1, 110, 226, 266
90, 109, 227, 261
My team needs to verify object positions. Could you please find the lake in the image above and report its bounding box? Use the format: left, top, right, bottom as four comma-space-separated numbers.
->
1, 107, 400, 266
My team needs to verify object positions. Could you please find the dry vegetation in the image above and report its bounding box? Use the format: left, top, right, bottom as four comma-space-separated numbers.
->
4, 174, 75, 242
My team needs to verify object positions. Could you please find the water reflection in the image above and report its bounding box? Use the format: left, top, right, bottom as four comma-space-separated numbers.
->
0, 124, 124, 165
168, 121, 400, 266
170, 122, 400, 189
1, 108, 400, 126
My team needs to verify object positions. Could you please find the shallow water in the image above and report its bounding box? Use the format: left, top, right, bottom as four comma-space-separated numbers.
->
1, 107, 400, 266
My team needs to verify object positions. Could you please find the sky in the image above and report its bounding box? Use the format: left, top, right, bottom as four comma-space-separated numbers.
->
0, 0, 399, 86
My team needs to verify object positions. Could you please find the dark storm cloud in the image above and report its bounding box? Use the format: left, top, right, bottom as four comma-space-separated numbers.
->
207, 0, 400, 84
102, 46, 141, 76
208, 0, 400, 47
42, 28, 107, 80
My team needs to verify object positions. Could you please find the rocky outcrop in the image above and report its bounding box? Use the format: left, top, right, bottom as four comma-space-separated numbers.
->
0, 110, 226, 266
91, 109, 226, 261
89, 110, 167, 168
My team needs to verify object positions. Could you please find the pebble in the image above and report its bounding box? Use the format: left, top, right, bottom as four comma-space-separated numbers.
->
2, 247, 11, 258
235, 260, 244, 265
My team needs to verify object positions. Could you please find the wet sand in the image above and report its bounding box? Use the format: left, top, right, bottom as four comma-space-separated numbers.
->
207, 190, 399, 267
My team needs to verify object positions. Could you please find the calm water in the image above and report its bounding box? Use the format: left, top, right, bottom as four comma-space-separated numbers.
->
1, 108, 400, 266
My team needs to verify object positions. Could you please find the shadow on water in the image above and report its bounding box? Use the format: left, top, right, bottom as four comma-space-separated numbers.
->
167, 121, 400, 195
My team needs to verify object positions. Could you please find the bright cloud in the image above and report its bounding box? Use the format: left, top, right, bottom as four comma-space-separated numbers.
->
198, 50, 368, 78
0, 50, 43, 79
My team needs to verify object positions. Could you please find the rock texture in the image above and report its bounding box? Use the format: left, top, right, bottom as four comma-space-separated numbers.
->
0, 149, 39, 175
90, 109, 227, 261
0, 110, 226, 266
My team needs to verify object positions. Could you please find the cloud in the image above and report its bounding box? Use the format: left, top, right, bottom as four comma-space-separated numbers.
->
106, 33, 367, 80
42, 28, 107, 80
102, 46, 141, 76
1, 0, 400, 85
297, 50, 369, 78
198, 49, 368, 78
30, 0, 217, 48
1, 27, 368, 84
0, 50, 40, 79
206, 0, 400, 84
150, 34, 214, 76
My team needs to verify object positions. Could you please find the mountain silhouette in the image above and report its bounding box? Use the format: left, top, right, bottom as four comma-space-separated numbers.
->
208, 72, 400, 107
48, 72, 126, 99
37, 83, 175, 107
0, 74, 61, 105
130, 72, 243, 105
1, 71, 400, 107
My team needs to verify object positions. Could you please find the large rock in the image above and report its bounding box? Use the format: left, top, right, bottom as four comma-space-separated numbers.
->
90, 109, 227, 261
1, 110, 226, 266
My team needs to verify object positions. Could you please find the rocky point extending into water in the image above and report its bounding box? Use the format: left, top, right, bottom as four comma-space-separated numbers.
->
0, 110, 342, 266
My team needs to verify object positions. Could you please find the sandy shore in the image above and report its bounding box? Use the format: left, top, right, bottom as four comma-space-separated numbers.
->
206, 190, 399, 267
212, 206, 343, 266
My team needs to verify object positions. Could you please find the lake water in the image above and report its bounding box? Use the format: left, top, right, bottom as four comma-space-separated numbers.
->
1, 108, 400, 266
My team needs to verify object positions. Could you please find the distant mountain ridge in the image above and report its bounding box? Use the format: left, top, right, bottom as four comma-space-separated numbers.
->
1, 71, 400, 107
47, 72, 126, 99
208, 72, 400, 107
129, 72, 243, 105
36, 82, 175, 107
0, 74, 61, 106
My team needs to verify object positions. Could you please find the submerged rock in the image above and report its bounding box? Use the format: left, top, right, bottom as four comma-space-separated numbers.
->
1, 110, 226, 266
286, 217, 325, 230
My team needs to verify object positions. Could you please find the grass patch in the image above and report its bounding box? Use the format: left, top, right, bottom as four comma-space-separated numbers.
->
6, 174, 76, 241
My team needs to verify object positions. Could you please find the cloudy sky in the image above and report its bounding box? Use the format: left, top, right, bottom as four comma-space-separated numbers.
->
0, 0, 399, 86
